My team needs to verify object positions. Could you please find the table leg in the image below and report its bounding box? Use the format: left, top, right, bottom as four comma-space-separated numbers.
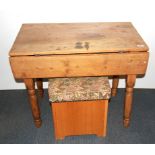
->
111, 76, 119, 96
123, 75, 136, 127
24, 78, 42, 128
36, 78, 44, 98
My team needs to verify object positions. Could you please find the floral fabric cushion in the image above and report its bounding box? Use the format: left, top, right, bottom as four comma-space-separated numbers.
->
48, 77, 111, 103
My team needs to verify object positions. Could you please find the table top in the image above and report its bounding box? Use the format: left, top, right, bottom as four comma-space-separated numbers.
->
9, 22, 148, 56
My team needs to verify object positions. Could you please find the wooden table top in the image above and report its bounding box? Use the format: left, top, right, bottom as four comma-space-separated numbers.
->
9, 22, 148, 56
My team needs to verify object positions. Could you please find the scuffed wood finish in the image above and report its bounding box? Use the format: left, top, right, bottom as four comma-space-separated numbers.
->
9, 22, 148, 56
124, 75, 136, 127
24, 79, 42, 127
9, 22, 149, 128
112, 76, 119, 96
51, 100, 109, 140
36, 78, 44, 98
10, 52, 149, 79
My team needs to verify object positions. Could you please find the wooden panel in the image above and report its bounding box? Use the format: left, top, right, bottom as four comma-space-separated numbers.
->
9, 22, 149, 56
51, 100, 108, 139
10, 52, 149, 79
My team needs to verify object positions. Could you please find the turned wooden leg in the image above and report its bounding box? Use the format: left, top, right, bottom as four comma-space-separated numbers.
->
24, 78, 42, 128
123, 75, 136, 128
36, 78, 44, 98
111, 76, 119, 96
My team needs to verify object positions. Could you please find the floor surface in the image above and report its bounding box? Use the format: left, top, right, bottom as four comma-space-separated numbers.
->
0, 89, 155, 144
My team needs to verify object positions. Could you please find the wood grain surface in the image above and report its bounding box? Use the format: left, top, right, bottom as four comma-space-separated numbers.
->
9, 22, 149, 56
10, 52, 149, 78
51, 100, 108, 139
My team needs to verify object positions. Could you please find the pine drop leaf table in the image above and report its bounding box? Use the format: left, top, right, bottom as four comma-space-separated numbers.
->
9, 22, 149, 128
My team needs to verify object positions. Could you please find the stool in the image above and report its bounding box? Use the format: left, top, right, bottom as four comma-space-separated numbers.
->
48, 77, 111, 140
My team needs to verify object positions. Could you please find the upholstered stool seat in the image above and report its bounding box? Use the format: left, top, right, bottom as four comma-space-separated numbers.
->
48, 77, 111, 102
48, 77, 111, 140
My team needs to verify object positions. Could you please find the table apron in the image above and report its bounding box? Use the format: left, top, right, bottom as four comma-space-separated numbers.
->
10, 52, 149, 79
